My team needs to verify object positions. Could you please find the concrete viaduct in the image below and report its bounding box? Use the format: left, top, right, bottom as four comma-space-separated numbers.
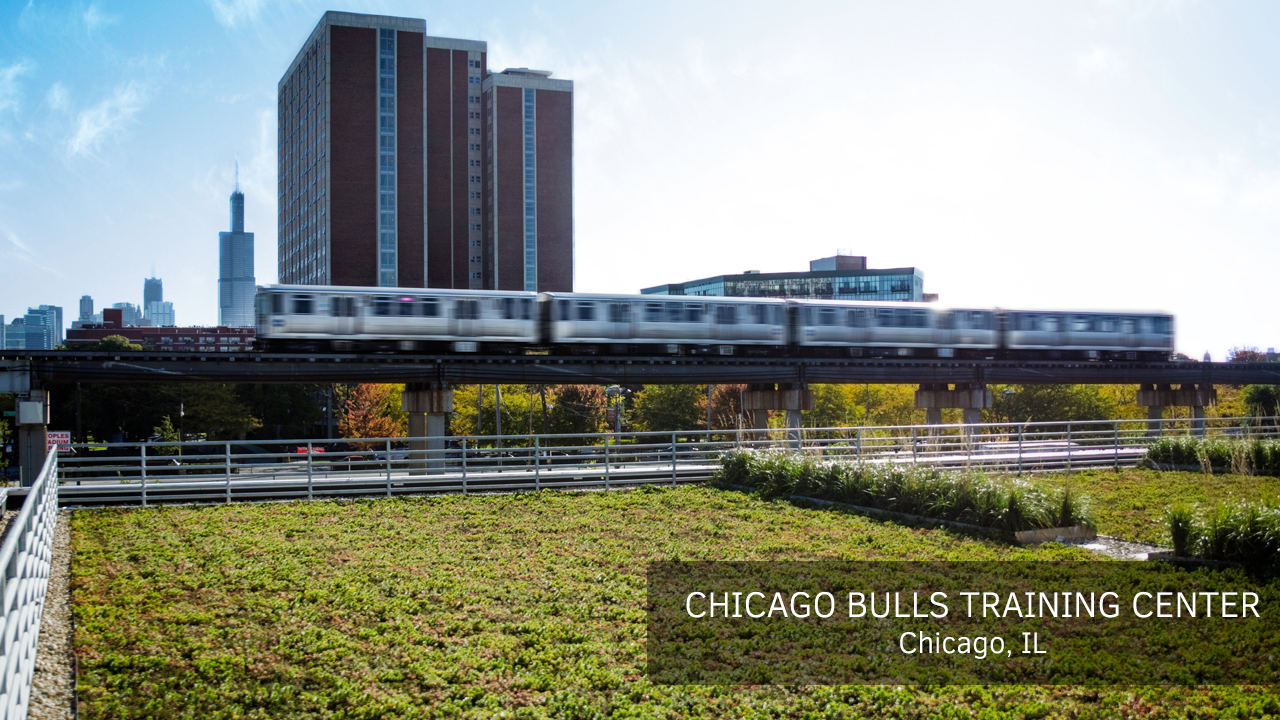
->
3, 350, 1279, 485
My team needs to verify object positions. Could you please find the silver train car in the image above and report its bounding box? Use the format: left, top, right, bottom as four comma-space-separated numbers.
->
254, 285, 1174, 360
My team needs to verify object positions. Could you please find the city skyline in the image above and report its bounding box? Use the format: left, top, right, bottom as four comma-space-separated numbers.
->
1, 2, 1278, 357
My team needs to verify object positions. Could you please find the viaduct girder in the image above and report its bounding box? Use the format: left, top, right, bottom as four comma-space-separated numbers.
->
2, 351, 1279, 388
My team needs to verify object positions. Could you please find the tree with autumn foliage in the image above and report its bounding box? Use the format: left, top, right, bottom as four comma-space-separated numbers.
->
338, 384, 406, 448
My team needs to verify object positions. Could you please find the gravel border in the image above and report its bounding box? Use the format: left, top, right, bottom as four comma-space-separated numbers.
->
28, 509, 73, 720
1059, 533, 1167, 560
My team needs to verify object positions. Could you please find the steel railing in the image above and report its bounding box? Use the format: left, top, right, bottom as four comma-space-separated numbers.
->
0, 449, 58, 719
42, 416, 1280, 507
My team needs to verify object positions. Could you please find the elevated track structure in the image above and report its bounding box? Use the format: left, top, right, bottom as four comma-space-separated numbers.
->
3, 350, 1279, 486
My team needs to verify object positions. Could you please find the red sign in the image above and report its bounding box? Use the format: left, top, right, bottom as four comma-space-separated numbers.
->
296, 447, 326, 454
47, 431, 72, 454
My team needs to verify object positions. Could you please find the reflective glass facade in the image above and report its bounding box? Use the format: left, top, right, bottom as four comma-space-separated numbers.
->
377, 28, 397, 287
642, 268, 926, 301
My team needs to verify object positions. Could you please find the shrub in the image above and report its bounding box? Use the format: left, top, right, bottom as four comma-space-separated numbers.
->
1164, 500, 1280, 566
1145, 437, 1280, 477
713, 450, 1093, 532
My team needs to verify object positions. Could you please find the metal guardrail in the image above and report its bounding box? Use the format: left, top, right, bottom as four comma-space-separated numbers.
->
39, 416, 1280, 507
0, 449, 58, 719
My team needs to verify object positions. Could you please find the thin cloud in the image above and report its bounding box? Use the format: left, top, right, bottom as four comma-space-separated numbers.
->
68, 80, 149, 156
0, 60, 35, 114
46, 81, 69, 111
206, 0, 266, 28
3, 230, 64, 278
82, 3, 118, 33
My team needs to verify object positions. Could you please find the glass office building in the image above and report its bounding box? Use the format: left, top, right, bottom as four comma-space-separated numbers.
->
642, 260, 927, 302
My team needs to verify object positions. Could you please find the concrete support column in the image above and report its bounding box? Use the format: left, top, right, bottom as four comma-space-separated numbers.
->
785, 409, 802, 450
16, 389, 49, 488
1146, 406, 1164, 438
743, 382, 812, 449
914, 383, 991, 438
1192, 406, 1206, 437
401, 383, 452, 474
1137, 383, 1215, 438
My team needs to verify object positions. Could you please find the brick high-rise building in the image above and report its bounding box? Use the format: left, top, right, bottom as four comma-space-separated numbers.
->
482, 69, 574, 292
277, 11, 573, 291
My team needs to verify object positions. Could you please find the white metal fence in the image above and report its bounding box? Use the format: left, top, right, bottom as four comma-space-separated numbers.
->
0, 449, 58, 719
48, 416, 1280, 506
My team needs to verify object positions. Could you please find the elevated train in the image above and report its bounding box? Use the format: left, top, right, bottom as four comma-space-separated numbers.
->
254, 285, 1174, 361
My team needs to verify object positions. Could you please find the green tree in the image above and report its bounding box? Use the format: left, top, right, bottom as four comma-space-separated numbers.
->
630, 385, 706, 433
182, 384, 261, 440
87, 335, 143, 351
548, 385, 606, 437
237, 384, 324, 440
450, 385, 551, 443
1242, 385, 1280, 419
151, 415, 180, 455
985, 384, 1117, 424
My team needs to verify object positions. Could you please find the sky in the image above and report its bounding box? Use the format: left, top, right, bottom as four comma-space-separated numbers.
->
0, 0, 1277, 358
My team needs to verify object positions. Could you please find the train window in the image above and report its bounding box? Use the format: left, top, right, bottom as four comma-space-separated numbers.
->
292, 295, 314, 315
271, 293, 284, 314
1154, 317, 1172, 335
330, 297, 341, 316
818, 308, 837, 326
666, 303, 682, 323
1044, 316, 1059, 332
558, 300, 570, 322
609, 303, 630, 323
1122, 319, 1136, 334
576, 301, 596, 322
716, 305, 737, 325
374, 298, 392, 317
847, 309, 867, 328
644, 303, 663, 322
501, 298, 514, 320
912, 310, 929, 328
453, 299, 479, 320
521, 298, 532, 320
421, 298, 439, 318
685, 304, 704, 322
399, 297, 416, 317
876, 308, 893, 327
935, 311, 954, 330
1101, 317, 1116, 332
750, 305, 765, 325
1071, 316, 1093, 332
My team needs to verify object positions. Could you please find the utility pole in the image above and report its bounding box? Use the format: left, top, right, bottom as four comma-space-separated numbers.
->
495, 385, 503, 448
540, 385, 549, 436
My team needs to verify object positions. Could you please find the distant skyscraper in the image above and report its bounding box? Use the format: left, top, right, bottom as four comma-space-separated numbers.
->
4, 317, 23, 351
146, 301, 175, 327
110, 302, 142, 328
22, 305, 62, 350
79, 295, 94, 322
277, 11, 573, 291
144, 277, 162, 307
219, 169, 256, 327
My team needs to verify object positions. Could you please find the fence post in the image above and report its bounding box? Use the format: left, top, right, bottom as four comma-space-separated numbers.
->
461, 438, 468, 495
1066, 422, 1073, 472
604, 436, 610, 491
857, 427, 862, 463
386, 439, 393, 498
1017, 424, 1024, 476
911, 427, 917, 464
1113, 421, 1120, 473
535, 436, 541, 492
225, 442, 231, 504
672, 431, 678, 486
140, 444, 147, 507
307, 441, 314, 501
